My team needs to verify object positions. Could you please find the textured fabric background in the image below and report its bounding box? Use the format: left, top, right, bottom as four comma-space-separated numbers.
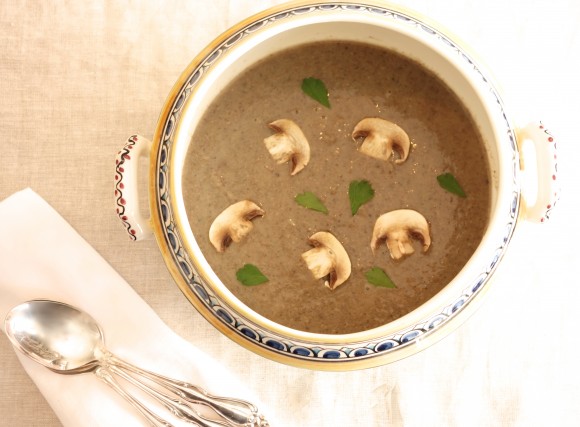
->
1, 1, 578, 426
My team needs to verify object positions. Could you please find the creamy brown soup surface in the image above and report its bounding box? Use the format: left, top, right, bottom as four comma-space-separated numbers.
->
183, 41, 491, 334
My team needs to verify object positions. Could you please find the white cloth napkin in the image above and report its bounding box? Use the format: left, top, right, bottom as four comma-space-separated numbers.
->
0, 188, 266, 426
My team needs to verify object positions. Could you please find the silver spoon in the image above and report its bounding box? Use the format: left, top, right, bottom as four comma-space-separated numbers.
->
4, 299, 268, 427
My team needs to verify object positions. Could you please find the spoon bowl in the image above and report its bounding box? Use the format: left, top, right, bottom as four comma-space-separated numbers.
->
5, 300, 103, 372
5, 299, 268, 427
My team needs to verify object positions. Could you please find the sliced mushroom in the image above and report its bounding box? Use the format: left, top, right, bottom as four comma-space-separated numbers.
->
371, 209, 431, 260
352, 118, 411, 164
263, 119, 310, 175
209, 200, 265, 253
301, 231, 351, 290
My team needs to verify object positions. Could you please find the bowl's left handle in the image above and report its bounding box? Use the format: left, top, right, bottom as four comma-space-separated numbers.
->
114, 135, 153, 241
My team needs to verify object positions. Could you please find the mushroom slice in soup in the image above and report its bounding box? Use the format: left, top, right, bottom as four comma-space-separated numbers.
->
301, 231, 351, 290
263, 119, 310, 175
352, 118, 410, 163
209, 200, 265, 253
371, 209, 431, 260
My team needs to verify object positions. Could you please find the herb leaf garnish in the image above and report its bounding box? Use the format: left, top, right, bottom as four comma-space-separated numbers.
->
236, 264, 269, 286
301, 77, 331, 108
349, 180, 375, 215
437, 173, 466, 197
295, 191, 329, 214
365, 267, 396, 288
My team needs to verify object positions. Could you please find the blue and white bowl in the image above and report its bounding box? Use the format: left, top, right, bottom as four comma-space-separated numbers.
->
115, 1, 558, 370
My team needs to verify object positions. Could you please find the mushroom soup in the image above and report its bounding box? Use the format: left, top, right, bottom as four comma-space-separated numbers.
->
183, 41, 491, 334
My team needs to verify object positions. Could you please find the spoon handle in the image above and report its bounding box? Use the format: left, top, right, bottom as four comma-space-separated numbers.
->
94, 367, 174, 427
109, 364, 228, 427
109, 356, 268, 427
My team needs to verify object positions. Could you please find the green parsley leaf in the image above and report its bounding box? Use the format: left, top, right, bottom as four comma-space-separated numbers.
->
348, 180, 375, 215
295, 191, 328, 214
301, 77, 331, 108
236, 264, 269, 286
437, 173, 466, 197
365, 267, 396, 288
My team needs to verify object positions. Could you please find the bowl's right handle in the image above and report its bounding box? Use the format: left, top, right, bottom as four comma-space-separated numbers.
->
114, 135, 153, 241
517, 121, 559, 223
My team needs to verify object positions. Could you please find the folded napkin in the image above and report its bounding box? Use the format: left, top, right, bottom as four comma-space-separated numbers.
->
0, 189, 266, 426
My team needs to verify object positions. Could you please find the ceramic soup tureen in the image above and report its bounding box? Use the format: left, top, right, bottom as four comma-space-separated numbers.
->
114, 1, 558, 370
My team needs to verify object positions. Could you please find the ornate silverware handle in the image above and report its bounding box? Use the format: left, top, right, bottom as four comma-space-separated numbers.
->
109, 365, 226, 427
108, 355, 269, 427
94, 367, 173, 427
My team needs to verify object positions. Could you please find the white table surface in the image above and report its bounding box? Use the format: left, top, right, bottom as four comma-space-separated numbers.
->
1, 1, 579, 426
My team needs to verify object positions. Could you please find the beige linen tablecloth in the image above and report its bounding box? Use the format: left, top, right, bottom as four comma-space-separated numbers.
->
1, 1, 579, 426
